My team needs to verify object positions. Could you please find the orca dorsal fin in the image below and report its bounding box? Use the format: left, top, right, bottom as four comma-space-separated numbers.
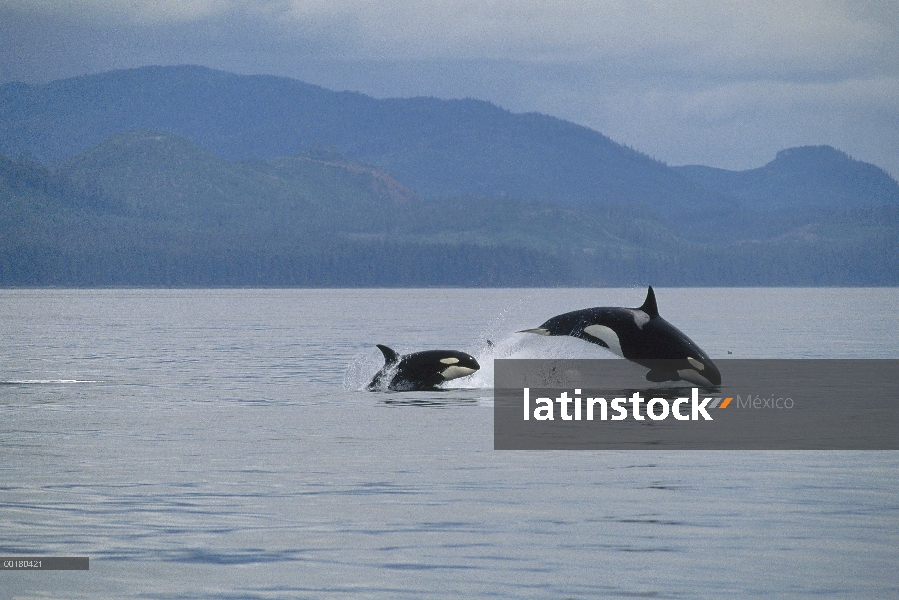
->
638, 286, 659, 318
376, 344, 400, 365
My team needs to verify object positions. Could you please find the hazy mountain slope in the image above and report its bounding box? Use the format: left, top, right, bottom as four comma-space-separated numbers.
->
53, 130, 656, 257
56, 129, 421, 236
3, 130, 897, 286
0, 65, 721, 211
674, 146, 899, 210
1, 132, 580, 286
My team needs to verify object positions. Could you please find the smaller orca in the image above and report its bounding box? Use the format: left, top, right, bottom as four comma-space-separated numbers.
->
518, 287, 721, 387
367, 344, 481, 391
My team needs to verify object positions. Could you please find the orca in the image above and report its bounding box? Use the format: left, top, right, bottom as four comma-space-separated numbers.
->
518, 287, 721, 387
367, 344, 481, 391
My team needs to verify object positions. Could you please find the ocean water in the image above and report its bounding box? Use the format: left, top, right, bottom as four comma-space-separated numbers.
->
1, 287, 897, 599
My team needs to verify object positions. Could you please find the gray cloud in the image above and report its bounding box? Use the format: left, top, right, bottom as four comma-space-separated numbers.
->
1, 0, 897, 176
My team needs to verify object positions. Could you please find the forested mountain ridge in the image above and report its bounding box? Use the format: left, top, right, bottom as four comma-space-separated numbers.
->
2, 130, 896, 286
674, 146, 899, 210
1, 66, 897, 286
0, 65, 729, 211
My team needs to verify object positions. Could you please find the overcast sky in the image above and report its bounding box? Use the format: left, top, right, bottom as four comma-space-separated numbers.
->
2, 0, 897, 176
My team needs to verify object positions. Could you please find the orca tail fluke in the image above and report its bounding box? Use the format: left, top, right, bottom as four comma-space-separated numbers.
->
376, 344, 400, 365
638, 286, 659, 318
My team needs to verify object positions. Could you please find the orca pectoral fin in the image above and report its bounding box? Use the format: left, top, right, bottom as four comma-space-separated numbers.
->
376, 344, 400, 365
645, 368, 680, 383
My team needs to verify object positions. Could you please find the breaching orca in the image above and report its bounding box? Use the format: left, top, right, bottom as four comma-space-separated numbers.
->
519, 287, 721, 387
367, 344, 481, 391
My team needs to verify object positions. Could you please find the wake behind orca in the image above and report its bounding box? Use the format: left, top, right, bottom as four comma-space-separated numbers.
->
519, 287, 721, 387
367, 344, 481, 391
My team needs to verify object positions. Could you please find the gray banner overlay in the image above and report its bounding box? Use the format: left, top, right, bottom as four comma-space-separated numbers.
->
1, 557, 89, 570
494, 359, 899, 450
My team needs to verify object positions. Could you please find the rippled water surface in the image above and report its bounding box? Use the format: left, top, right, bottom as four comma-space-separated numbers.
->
2, 288, 898, 598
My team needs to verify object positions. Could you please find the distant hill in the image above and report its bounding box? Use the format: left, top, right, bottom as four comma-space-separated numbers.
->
0, 65, 723, 212
5, 66, 897, 214
0, 131, 581, 286
2, 130, 897, 286
57, 129, 417, 231
674, 146, 899, 210
1, 66, 898, 286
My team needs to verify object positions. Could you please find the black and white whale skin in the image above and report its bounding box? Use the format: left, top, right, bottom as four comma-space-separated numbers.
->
367, 345, 481, 391
519, 287, 721, 387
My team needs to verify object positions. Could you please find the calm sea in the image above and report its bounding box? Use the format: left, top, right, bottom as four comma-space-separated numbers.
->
2, 288, 897, 599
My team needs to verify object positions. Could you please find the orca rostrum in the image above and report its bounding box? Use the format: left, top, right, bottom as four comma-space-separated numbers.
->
519, 287, 721, 387
367, 344, 481, 391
